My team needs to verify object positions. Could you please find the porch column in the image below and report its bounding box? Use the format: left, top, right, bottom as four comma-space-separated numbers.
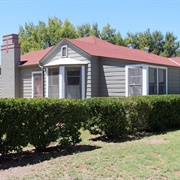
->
81, 66, 85, 99
59, 66, 65, 98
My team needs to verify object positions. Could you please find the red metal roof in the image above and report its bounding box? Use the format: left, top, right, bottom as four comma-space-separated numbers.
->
20, 46, 54, 66
66, 36, 180, 67
20, 36, 180, 67
171, 57, 180, 65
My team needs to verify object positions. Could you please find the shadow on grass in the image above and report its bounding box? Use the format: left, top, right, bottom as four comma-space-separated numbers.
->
90, 130, 167, 143
0, 144, 101, 170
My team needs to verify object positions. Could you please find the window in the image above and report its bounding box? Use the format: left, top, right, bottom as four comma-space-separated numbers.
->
65, 67, 81, 99
32, 72, 42, 98
149, 67, 157, 94
126, 64, 167, 97
48, 68, 59, 98
149, 67, 167, 95
158, 68, 166, 94
66, 69, 81, 85
61, 45, 68, 58
128, 68, 142, 96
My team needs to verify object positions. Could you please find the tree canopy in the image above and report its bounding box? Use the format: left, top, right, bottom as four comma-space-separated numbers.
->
18, 17, 180, 57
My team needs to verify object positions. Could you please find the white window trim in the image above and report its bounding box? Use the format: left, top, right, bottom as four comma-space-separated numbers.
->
45, 65, 85, 99
61, 45, 68, 58
125, 64, 168, 96
32, 71, 42, 98
63, 65, 86, 99
125, 64, 148, 97
148, 65, 168, 95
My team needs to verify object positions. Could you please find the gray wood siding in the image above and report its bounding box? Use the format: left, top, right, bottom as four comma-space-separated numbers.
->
91, 56, 99, 97
99, 58, 134, 97
20, 66, 41, 98
168, 67, 180, 94
86, 62, 91, 98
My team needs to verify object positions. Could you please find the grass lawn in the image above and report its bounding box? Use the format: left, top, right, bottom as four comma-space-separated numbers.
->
1, 130, 180, 180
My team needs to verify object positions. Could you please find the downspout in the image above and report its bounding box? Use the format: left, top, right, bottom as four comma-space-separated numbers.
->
38, 62, 45, 97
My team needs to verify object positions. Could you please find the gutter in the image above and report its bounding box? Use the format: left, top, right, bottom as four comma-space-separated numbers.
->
38, 62, 45, 98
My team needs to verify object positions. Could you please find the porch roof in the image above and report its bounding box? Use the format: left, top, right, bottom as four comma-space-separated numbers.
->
43, 58, 88, 67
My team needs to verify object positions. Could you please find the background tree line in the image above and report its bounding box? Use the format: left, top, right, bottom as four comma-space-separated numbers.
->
19, 17, 180, 57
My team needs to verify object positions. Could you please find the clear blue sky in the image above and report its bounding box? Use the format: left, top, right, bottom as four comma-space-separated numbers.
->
0, 0, 180, 62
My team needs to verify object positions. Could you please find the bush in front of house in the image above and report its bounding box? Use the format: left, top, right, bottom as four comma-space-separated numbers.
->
147, 95, 180, 131
124, 96, 153, 132
0, 98, 29, 155
24, 98, 87, 151
124, 95, 180, 132
0, 98, 87, 155
83, 95, 180, 138
1, 95, 180, 155
83, 97, 128, 139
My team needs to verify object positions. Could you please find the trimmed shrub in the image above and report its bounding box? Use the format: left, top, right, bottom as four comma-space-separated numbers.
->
0, 99, 29, 155
124, 96, 152, 132
125, 95, 180, 132
0, 98, 87, 154
84, 98, 128, 139
147, 95, 180, 131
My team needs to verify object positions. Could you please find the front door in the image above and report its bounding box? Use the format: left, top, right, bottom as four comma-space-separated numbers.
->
33, 73, 42, 98
128, 68, 142, 96
65, 67, 81, 99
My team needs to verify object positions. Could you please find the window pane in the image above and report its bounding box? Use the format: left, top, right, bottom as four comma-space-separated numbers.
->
67, 70, 80, 76
149, 67, 157, 94
48, 68, 59, 98
65, 67, 81, 99
67, 77, 80, 85
128, 68, 142, 96
33, 74, 42, 98
158, 68, 166, 94
62, 47, 67, 57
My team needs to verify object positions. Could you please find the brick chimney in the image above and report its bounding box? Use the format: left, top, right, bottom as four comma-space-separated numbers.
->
1, 34, 20, 98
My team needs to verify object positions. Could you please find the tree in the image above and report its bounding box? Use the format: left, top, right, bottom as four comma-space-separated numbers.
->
160, 32, 180, 57
19, 22, 42, 55
60, 18, 76, 39
76, 23, 91, 37
19, 17, 75, 54
91, 23, 100, 37
19, 17, 180, 58
151, 31, 164, 55
46, 17, 62, 46
138, 29, 153, 51
100, 23, 117, 44
123, 32, 139, 49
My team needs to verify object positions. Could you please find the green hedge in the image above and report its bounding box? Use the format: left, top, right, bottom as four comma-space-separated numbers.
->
0, 98, 87, 155
84, 95, 180, 137
83, 98, 127, 139
124, 95, 180, 132
1, 95, 180, 155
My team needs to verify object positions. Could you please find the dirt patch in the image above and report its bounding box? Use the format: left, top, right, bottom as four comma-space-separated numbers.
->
138, 138, 170, 144
0, 159, 52, 180
174, 170, 180, 176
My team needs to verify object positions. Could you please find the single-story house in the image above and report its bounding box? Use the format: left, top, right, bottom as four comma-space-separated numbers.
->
1, 33, 180, 99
